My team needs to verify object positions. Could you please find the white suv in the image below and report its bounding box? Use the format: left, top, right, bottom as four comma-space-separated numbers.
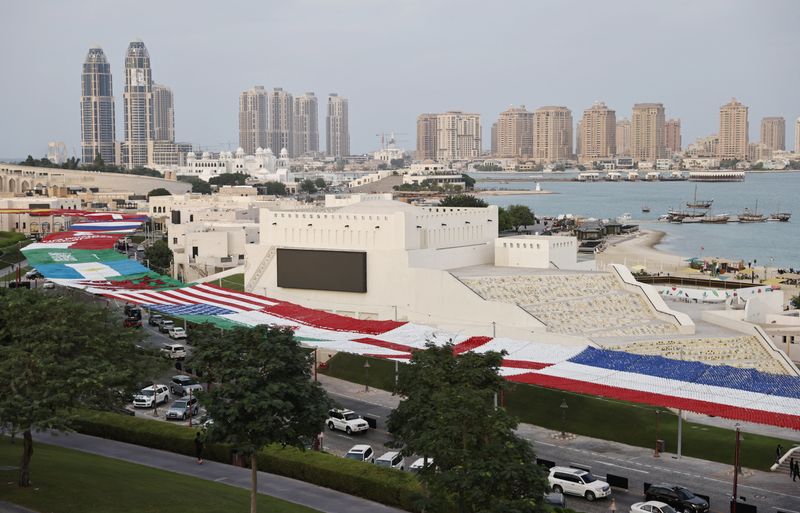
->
326, 409, 369, 434
345, 444, 374, 463
375, 451, 405, 470
132, 384, 170, 408
548, 466, 611, 502
168, 327, 187, 339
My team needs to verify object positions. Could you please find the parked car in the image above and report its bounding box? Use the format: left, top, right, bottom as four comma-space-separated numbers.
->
132, 384, 170, 408
148, 314, 163, 327
160, 343, 187, 359
168, 327, 187, 339
547, 467, 611, 502
123, 317, 142, 328
165, 395, 199, 420
124, 303, 142, 320
326, 408, 369, 435
645, 484, 709, 513
344, 444, 374, 463
631, 500, 677, 513
170, 375, 203, 396
409, 457, 435, 473
42, 280, 55, 289
25, 270, 43, 279
375, 451, 404, 470
158, 319, 175, 333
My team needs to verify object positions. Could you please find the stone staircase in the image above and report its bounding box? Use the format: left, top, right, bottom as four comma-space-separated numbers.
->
771, 446, 800, 473
245, 246, 276, 293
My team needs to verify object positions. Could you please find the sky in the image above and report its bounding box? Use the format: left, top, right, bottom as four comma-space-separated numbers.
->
1, 0, 799, 159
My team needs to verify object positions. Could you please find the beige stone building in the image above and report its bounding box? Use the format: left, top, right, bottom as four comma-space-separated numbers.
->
615, 119, 631, 156
239, 86, 269, 155
631, 103, 666, 162
436, 112, 482, 161
293, 92, 319, 156
495, 106, 534, 158
718, 98, 748, 160
416, 113, 439, 161
760, 117, 785, 151
152, 83, 175, 143
578, 102, 616, 163
665, 119, 681, 154
533, 106, 573, 163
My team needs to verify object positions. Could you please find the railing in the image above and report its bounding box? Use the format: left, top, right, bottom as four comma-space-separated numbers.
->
245, 246, 276, 293
189, 264, 208, 279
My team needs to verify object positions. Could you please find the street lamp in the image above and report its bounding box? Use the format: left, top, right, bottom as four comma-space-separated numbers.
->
560, 399, 568, 437
363, 360, 370, 392
654, 410, 662, 457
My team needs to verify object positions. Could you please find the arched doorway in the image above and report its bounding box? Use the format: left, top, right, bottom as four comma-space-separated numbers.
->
8, 178, 16, 193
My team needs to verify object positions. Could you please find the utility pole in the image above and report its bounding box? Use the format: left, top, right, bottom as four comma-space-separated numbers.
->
732, 425, 741, 513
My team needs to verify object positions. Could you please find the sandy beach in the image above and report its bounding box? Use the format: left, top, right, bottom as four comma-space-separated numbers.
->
475, 189, 557, 196
596, 228, 690, 273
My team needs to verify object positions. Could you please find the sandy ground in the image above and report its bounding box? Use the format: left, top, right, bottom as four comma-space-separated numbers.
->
475, 189, 557, 196
596, 229, 691, 274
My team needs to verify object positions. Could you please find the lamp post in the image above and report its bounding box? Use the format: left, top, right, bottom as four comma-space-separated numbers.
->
560, 399, 568, 437
363, 360, 370, 392
654, 409, 661, 457
732, 424, 741, 513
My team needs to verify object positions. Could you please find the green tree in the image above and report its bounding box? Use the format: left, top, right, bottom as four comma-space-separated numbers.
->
144, 239, 173, 274
313, 177, 327, 189
260, 181, 287, 195
93, 152, 106, 170
387, 343, 548, 513
461, 173, 476, 189
178, 176, 212, 194
299, 179, 317, 194
506, 204, 536, 232
439, 194, 488, 208
147, 188, 172, 198
209, 172, 249, 186
791, 295, 800, 309
191, 325, 331, 513
0, 288, 163, 487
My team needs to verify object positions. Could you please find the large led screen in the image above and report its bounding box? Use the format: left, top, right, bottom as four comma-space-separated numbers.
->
276, 248, 367, 293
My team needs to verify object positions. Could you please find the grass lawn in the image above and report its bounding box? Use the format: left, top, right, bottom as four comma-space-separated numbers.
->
319, 352, 797, 471
218, 273, 244, 292
0, 437, 320, 513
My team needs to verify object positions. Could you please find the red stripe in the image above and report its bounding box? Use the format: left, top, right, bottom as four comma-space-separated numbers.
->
363, 353, 412, 360
351, 337, 418, 354
194, 283, 274, 308
508, 373, 800, 430
198, 283, 279, 306
160, 288, 245, 312
264, 302, 405, 335
142, 290, 190, 305
501, 359, 552, 370
452, 336, 493, 355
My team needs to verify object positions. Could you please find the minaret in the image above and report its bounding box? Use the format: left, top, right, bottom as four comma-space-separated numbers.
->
122, 39, 154, 168
80, 46, 116, 166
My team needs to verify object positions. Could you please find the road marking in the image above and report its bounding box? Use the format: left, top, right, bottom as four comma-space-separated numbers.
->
214, 477, 227, 482
773, 509, 800, 513
595, 461, 650, 474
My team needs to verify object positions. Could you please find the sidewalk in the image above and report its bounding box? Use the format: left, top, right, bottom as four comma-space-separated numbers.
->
32, 430, 405, 513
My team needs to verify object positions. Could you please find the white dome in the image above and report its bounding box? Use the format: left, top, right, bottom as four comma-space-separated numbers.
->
201, 151, 210, 158
187, 151, 196, 158
255, 147, 264, 155
280, 148, 288, 157
235, 147, 245, 156
265, 148, 274, 155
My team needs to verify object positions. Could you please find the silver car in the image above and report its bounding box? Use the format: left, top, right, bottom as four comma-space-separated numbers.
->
165, 396, 199, 420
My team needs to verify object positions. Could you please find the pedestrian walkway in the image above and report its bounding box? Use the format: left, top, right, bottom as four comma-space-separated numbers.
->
31, 431, 406, 513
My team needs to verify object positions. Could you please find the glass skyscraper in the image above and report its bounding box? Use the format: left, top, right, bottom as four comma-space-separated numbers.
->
80, 46, 116, 166
123, 40, 154, 168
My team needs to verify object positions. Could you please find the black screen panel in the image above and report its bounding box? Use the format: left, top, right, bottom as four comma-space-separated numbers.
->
277, 248, 367, 293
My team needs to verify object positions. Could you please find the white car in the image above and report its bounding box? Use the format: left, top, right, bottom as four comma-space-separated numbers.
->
345, 444, 374, 463
43, 280, 55, 289
160, 343, 187, 359
132, 384, 170, 408
326, 409, 369, 434
547, 466, 611, 502
168, 327, 187, 339
631, 501, 677, 513
409, 457, 435, 473
375, 451, 404, 470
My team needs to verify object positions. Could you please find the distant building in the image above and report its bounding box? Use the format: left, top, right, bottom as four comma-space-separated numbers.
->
80, 46, 117, 166
122, 40, 155, 169
575, 119, 583, 158
436, 111, 482, 161
495, 105, 534, 158
615, 118, 631, 156
416, 113, 438, 161
177, 147, 286, 183
293, 92, 319, 156
326, 93, 350, 158
533, 106, 573, 163
631, 103, 666, 162
796, 117, 800, 153
665, 119, 681, 154
47, 142, 67, 165
490, 122, 498, 156
152, 83, 175, 142
760, 117, 785, 151
748, 142, 772, 163
269, 88, 294, 156
718, 98, 748, 160
579, 102, 616, 163
239, 86, 269, 155
147, 140, 192, 167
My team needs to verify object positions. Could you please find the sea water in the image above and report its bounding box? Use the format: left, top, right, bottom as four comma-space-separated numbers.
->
473, 171, 800, 268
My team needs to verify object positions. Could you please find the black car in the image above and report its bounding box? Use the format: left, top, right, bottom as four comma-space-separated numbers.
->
148, 314, 163, 326
645, 484, 709, 513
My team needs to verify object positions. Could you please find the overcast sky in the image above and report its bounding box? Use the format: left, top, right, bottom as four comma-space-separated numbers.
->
1, 0, 799, 159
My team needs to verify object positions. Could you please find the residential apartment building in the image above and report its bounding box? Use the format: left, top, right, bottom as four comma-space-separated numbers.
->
435, 111, 482, 161
615, 119, 631, 156
665, 119, 681, 154
293, 92, 319, 156
796, 118, 800, 153
630, 103, 666, 162
326, 93, 350, 158
533, 106, 573, 163
152, 83, 175, 142
718, 98, 748, 160
416, 113, 438, 161
238, 86, 269, 155
80, 46, 117, 166
578, 102, 616, 163
760, 117, 785, 151
495, 105, 534, 158
122, 40, 155, 169
269, 88, 294, 156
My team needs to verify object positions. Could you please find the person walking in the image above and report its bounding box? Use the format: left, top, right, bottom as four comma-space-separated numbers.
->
791, 457, 795, 480
609, 497, 616, 513
776, 444, 784, 464
793, 460, 799, 483
194, 432, 204, 465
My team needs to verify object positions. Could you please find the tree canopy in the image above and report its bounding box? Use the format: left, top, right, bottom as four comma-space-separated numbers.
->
506, 204, 536, 232
257, 181, 287, 196
498, 207, 513, 232
299, 179, 317, 194
313, 177, 327, 189
439, 194, 488, 208
387, 343, 548, 513
147, 188, 172, 198
191, 325, 331, 513
144, 239, 173, 274
0, 288, 164, 486
178, 175, 212, 194
209, 172, 249, 186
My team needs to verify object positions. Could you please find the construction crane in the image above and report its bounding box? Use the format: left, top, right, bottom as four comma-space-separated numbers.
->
375, 131, 408, 150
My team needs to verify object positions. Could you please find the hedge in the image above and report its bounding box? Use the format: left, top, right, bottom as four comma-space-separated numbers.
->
72, 410, 425, 512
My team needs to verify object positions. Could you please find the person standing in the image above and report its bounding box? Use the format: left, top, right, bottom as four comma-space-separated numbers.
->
793, 460, 799, 482
776, 444, 784, 464
194, 432, 204, 464
609, 497, 616, 513
791, 457, 795, 480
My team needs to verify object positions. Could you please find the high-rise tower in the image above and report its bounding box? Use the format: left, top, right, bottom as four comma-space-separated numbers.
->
495, 105, 534, 158
293, 93, 319, 156
326, 94, 350, 158
631, 103, 666, 162
718, 98, 748, 160
578, 102, 616, 162
269, 88, 294, 156
239, 86, 268, 155
533, 106, 573, 163
760, 117, 785, 151
80, 46, 116, 166
152, 83, 174, 142
122, 39, 154, 168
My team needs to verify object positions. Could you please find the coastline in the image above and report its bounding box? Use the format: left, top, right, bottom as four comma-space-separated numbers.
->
597, 228, 689, 273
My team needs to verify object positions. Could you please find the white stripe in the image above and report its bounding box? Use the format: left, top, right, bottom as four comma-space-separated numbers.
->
195, 284, 276, 307
158, 288, 247, 312
179, 286, 268, 311
22, 242, 72, 250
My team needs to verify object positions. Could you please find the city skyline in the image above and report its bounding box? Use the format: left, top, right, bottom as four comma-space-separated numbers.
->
2, 0, 800, 159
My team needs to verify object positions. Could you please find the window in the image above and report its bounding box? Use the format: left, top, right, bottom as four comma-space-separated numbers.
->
173, 237, 177, 244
